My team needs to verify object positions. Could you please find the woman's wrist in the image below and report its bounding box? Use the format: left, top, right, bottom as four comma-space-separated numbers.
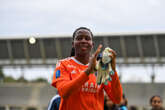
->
84, 68, 91, 75
113, 69, 117, 73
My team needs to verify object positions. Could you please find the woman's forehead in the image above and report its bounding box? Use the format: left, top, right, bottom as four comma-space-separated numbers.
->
152, 97, 162, 103
75, 29, 91, 36
153, 97, 161, 100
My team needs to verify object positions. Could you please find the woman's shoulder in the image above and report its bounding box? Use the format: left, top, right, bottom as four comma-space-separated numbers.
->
57, 57, 74, 65
58, 57, 72, 62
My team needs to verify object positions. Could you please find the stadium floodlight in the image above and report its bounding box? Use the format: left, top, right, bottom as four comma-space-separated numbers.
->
29, 37, 36, 44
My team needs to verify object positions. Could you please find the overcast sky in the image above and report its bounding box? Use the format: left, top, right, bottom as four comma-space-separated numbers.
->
1, 0, 165, 37
1, 0, 165, 82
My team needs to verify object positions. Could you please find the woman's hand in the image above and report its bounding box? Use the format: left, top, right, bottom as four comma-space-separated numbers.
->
109, 49, 117, 72
85, 44, 102, 75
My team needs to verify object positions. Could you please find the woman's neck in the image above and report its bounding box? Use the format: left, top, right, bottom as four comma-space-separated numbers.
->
74, 54, 90, 65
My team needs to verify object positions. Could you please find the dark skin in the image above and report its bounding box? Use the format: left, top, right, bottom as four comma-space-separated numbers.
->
72, 29, 94, 65
72, 29, 117, 75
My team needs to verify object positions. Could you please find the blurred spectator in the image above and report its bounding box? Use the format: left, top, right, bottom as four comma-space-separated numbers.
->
118, 94, 128, 110
150, 95, 164, 110
47, 93, 61, 110
129, 105, 138, 110
104, 93, 119, 110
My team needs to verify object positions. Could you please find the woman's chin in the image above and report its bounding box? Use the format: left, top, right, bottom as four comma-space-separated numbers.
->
80, 48, 89, 53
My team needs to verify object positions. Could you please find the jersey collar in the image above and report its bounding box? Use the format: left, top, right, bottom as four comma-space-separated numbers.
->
71, 57, 89, 66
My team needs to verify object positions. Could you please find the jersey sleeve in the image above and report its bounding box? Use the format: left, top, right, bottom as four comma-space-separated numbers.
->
51, 60, 89, 99
103, 71, 123, 104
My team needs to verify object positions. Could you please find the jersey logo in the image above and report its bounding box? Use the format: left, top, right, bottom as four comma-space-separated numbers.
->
56, 70, 61, 78
71, 70, 76, 74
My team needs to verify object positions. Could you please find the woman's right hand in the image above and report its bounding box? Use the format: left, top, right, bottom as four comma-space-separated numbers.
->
85, 44, 102, 75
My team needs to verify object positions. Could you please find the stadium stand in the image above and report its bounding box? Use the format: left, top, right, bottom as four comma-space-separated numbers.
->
0, 83, 165, 110
0, 33, 165, 66
0, 83, 57, 110
0, 32, 165, 110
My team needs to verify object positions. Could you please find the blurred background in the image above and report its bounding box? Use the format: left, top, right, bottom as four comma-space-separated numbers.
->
0, 0, 165, 110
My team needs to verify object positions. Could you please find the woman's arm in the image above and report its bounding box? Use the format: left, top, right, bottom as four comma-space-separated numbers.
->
52, 61, 89, 99
103, 71, 123, 104
104, 48, 123, 104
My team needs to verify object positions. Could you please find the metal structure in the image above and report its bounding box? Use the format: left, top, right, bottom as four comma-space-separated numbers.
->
0, 32, 165, 110
0, 32, 165, 66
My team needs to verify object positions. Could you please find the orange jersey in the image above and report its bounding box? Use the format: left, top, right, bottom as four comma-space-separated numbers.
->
52, 57, 122, 110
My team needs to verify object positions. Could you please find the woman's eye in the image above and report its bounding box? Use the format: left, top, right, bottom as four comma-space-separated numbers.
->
85, 37, 91, 41
76, 36, 91, 41
77, 37, 82, 40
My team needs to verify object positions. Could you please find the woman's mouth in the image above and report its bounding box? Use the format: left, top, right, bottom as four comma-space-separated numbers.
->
81, 47, 88, 51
